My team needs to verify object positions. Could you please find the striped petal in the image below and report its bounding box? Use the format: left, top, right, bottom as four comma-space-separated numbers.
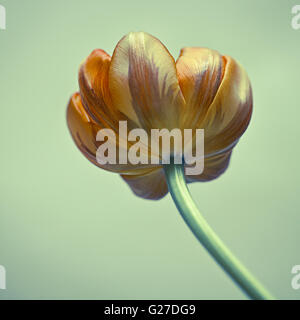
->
109, 32, 185, 131
67, 93, 155, 174
67, 92, 102, 165
121, 168, 168, 200
201, 56, 253, 155
78, 49, 122, 129
176, 47, 225, 129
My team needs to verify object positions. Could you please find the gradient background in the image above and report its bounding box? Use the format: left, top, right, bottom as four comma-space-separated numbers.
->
0, 0, 299, 300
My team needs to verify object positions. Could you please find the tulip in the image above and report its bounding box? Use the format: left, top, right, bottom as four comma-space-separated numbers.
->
66, 32, 274, 300
67, 32, 252, 200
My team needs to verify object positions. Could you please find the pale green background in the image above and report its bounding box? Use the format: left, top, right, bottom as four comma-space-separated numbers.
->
0, 0, 299, 300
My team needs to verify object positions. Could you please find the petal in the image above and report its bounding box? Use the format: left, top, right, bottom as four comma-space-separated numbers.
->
78, 49, 122, 129
109, 32, 185, 131
186, 150, 232, 183
67, 93, 155, 174
176, 47, 225, 129
67, 92, 101, 165
121, 168, 168, 200
200, 56, 253, 154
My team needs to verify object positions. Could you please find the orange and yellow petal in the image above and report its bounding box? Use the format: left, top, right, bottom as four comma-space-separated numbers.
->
67, 92, 101, 164
121, 168, 168, 200
186, 150, 232, 183
78, 49, 120, 129
201, 56, 252, 155
176, 47, 225, 129
67, 92, 155, 174
109, 32, 186, 131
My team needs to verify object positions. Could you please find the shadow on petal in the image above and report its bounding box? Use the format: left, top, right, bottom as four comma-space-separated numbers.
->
121, 168, 168, 200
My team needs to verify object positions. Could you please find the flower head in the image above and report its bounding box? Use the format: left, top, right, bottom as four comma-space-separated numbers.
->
67, 32, 252, 200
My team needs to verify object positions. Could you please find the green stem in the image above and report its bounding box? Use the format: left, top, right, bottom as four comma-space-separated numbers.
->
163, 163, 275, 300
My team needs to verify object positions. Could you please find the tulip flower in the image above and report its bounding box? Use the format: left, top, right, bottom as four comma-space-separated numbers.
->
66, 32, 274, 300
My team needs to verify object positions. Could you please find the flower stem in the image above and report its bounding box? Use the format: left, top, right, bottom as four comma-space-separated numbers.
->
163, 163, 275, 300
